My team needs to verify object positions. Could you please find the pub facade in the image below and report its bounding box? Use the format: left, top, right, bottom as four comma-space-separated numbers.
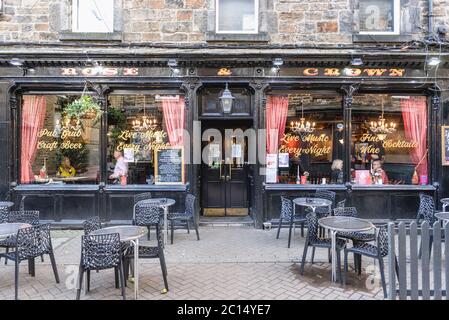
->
0, 0, 448, 227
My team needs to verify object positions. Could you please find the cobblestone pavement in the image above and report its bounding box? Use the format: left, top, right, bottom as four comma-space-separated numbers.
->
0, 227, 385, 300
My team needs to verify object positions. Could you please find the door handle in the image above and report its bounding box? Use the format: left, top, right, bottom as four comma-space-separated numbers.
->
226, 163, 232, 181
220, 160, 226, 181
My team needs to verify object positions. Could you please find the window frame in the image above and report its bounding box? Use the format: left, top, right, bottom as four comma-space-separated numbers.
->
71, 0, 114, 33
358, 0, 401, 35
215, 0, 259, 34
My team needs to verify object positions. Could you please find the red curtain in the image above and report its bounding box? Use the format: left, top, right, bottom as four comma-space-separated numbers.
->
401, 97, 428, 178
21, 96, 46, 183
266, 96, 289, 154
162, 96, 185, 146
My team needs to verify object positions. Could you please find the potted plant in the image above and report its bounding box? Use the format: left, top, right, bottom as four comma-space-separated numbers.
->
65, 95, 102, 121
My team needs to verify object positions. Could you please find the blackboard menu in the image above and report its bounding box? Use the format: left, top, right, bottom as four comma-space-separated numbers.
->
442, 126, 449, 166
155, 147, 184, 184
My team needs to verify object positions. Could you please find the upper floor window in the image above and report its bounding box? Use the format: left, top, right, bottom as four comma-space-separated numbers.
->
72, 0, 114, 33
359, 0, 400, 35
216, 0, 258, 34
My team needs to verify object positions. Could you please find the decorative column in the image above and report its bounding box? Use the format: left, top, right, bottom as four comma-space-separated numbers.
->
430, 86, 441, 201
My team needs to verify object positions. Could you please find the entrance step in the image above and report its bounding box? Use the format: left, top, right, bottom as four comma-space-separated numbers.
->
199, 216, 254, 227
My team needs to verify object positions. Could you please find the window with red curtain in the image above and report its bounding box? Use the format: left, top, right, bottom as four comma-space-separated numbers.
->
107, 94, 186, 185
351, 94, 428, 185
20, 95, 100, 185
267, 93, 343, 184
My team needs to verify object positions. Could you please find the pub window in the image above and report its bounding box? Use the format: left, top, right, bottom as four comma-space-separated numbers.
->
351, 94, 428, 185
216, 0, 258, 34
266, 93, 344, 184
358, 0, 400, 35
20, 95, 100, 185
72, 0, 114, 33
107, 94, 186, 185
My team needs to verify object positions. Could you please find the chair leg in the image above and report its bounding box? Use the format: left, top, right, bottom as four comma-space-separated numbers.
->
301, 222, 304, 238
378, 257, 387, 299
186, 220, 190, 234
194, 220, 200, 241
171, 220, 175, 245
40, 255, 44, 263
48, 251, 60, 283
14, 260, 19, 300
118, 262, 126, 300
311, 247, 316, 264
336, 249, 342, 284
288, 219, 293, 248
86, 270, 91, 292
159, 251, 169, 291
114, 267, 119, 289
276, 218, 282, 239
76, 266, 84, 300
5, 246, 9, 265
343, 250, 348, 285
300, 243, 309, 275
30, 258, 35, 277
147, 226, 151, 241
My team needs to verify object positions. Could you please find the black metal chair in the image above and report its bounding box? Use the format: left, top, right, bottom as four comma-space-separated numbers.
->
0, 224, 59, 300
0, 207, 9, 223
276, 196, 306, 248
415, 193, 441, 258
333, 207, 376, 243
134, 192, 153, 240
300, 213, 346, 282
313, 189, 336, 217
1, 210, 40, 265
336, 199, 346, 209
124, 205, 169, 292
168, 193, 200, 244
82, 216, 101, 235
76, 233, 126, 300
342, 225, 394, 298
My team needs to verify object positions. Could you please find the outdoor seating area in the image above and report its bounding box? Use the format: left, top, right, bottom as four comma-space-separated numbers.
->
0, 190, 447, 300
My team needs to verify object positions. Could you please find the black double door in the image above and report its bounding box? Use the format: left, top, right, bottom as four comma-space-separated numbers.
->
201, 120, 251, 216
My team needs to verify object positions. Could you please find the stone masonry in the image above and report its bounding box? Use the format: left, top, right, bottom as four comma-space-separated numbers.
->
0, 0, 447, 45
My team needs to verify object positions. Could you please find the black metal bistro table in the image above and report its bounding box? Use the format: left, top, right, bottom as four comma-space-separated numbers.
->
0, 222, 31, 240
293, 197, 333, 214
91, 225, 147, 300
318, 216, 375, 282
134, 198, 176, 246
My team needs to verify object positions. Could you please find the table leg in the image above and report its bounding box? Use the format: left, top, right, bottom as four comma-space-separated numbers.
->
444, 203, 448, 212
131, 238, 139, 300
164, 206, 168, 246
331, 230, 337, 282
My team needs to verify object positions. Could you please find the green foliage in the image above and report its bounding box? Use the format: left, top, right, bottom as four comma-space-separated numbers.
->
65, 95, 102, 121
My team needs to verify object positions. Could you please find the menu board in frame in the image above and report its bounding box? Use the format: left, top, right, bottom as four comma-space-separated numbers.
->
154, 147, 185, 184
442, 126, 449, 166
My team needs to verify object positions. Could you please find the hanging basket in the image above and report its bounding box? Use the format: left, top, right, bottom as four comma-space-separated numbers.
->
65, 95, 102, 121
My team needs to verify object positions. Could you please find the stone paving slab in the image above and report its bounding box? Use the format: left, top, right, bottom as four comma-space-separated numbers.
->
0, 226, 385, 300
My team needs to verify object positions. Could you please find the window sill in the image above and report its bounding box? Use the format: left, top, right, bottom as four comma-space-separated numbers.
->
263, 184, 347, 191
105, 184, 189, 192
352, 34, 413, 43
59, 31, 122, 41
350, 184, 435, 191
206, 32, 269, 42
14, 184, 99, 192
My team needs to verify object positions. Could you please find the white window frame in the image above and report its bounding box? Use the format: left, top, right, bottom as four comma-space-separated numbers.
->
359, 0, 400, 35
215, 0, 259, 34
72, 0, 114, 33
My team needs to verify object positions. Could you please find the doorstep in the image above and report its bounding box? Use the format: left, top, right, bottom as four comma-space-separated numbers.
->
199, 216, 255, 227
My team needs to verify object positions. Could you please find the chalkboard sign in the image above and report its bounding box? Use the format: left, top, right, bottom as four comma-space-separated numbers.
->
154, 147, 184, 184
442, 126, 449, 166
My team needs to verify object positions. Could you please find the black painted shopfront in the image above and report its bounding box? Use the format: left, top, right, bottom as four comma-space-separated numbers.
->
0, 53, 447, 227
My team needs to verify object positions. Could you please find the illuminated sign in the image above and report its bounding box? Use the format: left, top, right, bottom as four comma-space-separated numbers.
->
61, 67, 139, 76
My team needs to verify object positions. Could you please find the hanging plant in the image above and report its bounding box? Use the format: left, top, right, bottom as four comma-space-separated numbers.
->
65, 95, 102, 121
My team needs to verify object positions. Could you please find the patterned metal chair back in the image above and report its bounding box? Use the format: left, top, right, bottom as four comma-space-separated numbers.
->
134, 192, 152, 205
36, 223, 53, 255
16, 225, 40, 262
83, 216, 102, 235
336, 199, 346, 209
305, 213, 319, 243
376, 225, 389, 257
185, 193, 196, 218
280, 196, 293, 220
315, 189, 336, 206
416, 194, 435, 224
8, 210, 40, 227
81, 233, 121, 271
135, 204, 163, 227
333, 207, 358, 218
0, 207, 9, 223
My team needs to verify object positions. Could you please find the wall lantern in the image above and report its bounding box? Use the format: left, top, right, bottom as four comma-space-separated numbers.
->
219, 83, 234, 114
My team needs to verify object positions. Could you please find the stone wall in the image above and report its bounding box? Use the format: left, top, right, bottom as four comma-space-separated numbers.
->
0, 0, 447, 45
